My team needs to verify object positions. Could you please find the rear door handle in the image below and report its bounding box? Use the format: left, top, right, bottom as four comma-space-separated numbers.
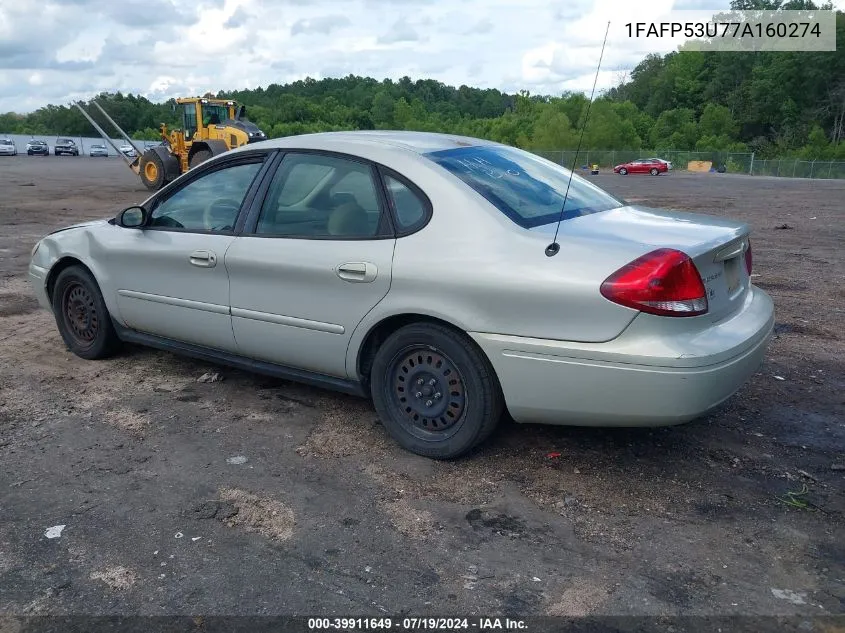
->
336, 262, 377, 283
190, 250, 217, 268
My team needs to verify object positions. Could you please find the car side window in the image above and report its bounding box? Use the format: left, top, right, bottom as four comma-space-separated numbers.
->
383, 173, 428, 232
149, 160, 263, 232
255, 153, 382, 238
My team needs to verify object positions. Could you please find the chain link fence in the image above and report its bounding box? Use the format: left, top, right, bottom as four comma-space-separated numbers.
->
534, 149, 845, 180
748, 159, 845, 179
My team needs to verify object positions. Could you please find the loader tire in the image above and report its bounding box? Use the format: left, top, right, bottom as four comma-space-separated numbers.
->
189, 149, 212, 169
139, 151, 165, 191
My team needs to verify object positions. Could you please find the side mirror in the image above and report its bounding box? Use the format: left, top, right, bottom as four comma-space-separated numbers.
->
118, 206, 148, 228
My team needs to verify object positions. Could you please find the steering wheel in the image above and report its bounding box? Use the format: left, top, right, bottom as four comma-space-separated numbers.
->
203, 198, 241, 231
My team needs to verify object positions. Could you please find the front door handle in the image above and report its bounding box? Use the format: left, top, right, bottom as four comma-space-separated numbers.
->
189, 250, 217, 268
336, 262, 377, 283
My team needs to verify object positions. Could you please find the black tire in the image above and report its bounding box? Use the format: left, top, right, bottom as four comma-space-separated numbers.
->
619, 167, 628, 175
51, 265, 120, 360
370, 322, 504, 460
139, 150, 166, 190
189, 149, 212, 169
650, 167, 659, 176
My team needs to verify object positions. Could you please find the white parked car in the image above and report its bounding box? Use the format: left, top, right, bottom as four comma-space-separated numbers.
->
119, 144, 138, 158
647, 157, 673, 170
0, 138, 17, 156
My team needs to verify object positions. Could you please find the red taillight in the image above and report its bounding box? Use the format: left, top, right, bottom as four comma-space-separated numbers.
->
745, 240, 753, 275
600, 248, 708, 317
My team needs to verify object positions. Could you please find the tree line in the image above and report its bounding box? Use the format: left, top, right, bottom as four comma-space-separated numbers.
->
1, 6, 841, 160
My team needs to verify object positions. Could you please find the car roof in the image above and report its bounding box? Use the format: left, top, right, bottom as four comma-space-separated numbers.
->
243, 130, 500, 156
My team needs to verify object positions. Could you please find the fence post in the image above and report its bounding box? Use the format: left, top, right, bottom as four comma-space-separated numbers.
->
792, 161, 797, 177
810, 160, 815, 178
829, 161, 833, 179
776, 160, 780, 176
749, 151, 754, 175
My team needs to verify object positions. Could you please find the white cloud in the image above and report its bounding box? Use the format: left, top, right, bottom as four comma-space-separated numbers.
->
1, 0, 842, 113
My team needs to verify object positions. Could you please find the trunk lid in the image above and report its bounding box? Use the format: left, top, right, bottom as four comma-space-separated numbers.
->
534, 205, 751, 322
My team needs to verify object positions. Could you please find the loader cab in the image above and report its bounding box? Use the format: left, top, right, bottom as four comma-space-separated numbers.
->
201, 104, 228, 127
180, 98, 240, 140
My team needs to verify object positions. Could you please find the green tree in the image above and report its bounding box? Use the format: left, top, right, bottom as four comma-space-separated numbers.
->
699, 104, 739, 138
370, 91, 395, 127
529, 107, 575, 150
650, 108, 699, 149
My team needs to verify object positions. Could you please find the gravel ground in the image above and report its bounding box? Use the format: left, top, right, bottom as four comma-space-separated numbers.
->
0, 156, 843, 618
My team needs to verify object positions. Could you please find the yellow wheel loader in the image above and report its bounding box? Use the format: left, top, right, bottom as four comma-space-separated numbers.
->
74, 95, 267, 191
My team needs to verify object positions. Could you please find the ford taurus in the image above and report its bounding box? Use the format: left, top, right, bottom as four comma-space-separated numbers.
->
28, 131, 774, 459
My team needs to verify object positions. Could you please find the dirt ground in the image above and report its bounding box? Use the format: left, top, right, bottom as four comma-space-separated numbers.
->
0, 156, 843, 619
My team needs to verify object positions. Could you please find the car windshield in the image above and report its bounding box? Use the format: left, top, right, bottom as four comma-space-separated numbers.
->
58, 139, 73, 144
0, 139, 12, 144
424, 144, 624, 229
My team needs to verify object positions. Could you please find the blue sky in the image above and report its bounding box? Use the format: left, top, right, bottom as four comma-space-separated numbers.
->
1, 0, 842, 113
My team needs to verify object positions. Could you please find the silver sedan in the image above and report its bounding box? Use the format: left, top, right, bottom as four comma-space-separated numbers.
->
28, 131, 774, 459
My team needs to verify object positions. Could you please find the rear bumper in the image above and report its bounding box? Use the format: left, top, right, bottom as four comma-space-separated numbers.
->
470, 286, 774, 427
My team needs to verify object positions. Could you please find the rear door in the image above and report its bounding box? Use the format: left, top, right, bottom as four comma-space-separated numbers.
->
226, 151, 396, 378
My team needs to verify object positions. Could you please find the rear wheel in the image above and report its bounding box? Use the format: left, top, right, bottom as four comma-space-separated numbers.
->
619, 167, 628, 175
51, 266, 120, 360
370, 322, 504, 459
189, 149, 212, 169
650, 167, 659, 176
139, 150, 166, 190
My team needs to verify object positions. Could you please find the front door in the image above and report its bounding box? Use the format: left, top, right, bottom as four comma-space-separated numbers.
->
226, 151, 395, 378
104, 154, 268, 351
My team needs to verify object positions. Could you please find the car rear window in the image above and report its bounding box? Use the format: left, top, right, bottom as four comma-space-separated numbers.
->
423, 145, 623, 229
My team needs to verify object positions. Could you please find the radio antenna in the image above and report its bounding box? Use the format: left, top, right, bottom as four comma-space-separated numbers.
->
545, 20, 611, 257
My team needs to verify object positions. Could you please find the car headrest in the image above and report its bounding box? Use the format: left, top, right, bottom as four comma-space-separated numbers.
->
327, 202, 369, 237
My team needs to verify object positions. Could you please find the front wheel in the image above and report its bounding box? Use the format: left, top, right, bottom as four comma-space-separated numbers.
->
189, 149, 212, 169
139, 150, 166, 190
370, 323, 504, 459
650, 167, 659, 176
619, 167, 628, 175
51, 265, 120, 360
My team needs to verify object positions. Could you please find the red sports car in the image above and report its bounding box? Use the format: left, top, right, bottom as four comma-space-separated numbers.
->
613, 159, 669, 175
